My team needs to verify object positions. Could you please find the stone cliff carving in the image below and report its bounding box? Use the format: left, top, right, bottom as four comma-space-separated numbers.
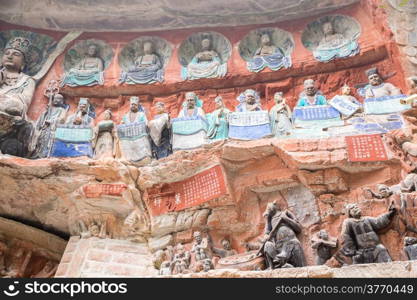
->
61, 39, 113, 87
179, 32, 231, 80
341, 203, 396, 264
296, 79, 327, 107
269, 92, 292, 137
119, 37, 171, 85
238, 28, 293, 72
404, 236, 417, 260
236, 89, 262, 112
92, 109, 116, 160
172, 92, 207, 151
207, 96, 230, 141
148, 102, 172, 159
172, 243, 191, 274
259, 201, 306, 269
311, 229, 337, 265
117, 96, 152, 162
32, 91, 68, 158
302, 15, 361, 62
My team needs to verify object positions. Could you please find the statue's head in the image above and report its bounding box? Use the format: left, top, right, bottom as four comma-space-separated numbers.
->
154, 101, 165, 114
2, 37, 30, 72
304, 79, 317, 96
89, 224, 100, 237
221, 239, 231, 250
201, 38, 211, 50
103, 109, 112, 120
214, 96, 224, 109
318, 229, 329, 240
185, 92, 197, 109
366, 67, 382, 86
341, 84, 352, 96
52, 94, 65, 107
263, 200, 279, 218
346, 203, 361, 219
175, 243, 185, 254
244, 89, 257, 105
322, 22, 335, 36
193, 231, 202, 243
86, 44, 99, 57
260, 33, 271, 46
274, 92, 285, 104
78, 98, 90, 114
404, 236, 417, 246
143, 41, 154, 55
377, 184, 391, 198
129, 96, 140, 112
202, 259, 212, 271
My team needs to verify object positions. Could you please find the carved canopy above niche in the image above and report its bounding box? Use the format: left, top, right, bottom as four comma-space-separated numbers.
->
0, 0, 359, 32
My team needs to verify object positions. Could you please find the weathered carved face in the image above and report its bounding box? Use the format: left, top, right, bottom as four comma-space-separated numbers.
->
274, 93, 284, 104
78, 103, 88, 113
201, 39, 211, 50
319, 230, 329, 240
341, 85, 351, 96
305, 85, 316, 96
90, 225, 100, 236
144, 42, 153, 55
2, 48, 25, 72
130, 102, 139, 112
368, 74, 382, 86
87, 45, 98, 57
323, 22, 334, 36
103, 111, 112, 120
222, 239, 231, 250
154, 103, 165, 114
52, 94, 64, 106
349, 205, 362, 218
186, 97, 196, 109
261, 34, 271, 46
194, 232, 202, 243
215, 98, 224, 109
246, 94, 256, 105
378, 185, 391, 197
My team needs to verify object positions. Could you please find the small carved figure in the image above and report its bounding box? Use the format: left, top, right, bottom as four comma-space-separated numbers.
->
30, 261, 58, 278
296, 79, 327, 107
213, 238, 237, 258
178, 92, 206, 118
363, 68, 402, 99
207, 96, 230, 141
159, 261, 173, 275
311, 229, 337, 265
61, 43, 104, 87
182, 38, 226, 80
269, 92, 292, 137
117, 96, 152, 162
202, 258, 214, 272
92, 109, 116, 160
259, 201, 306, 269
317, 22, 347, 50
120, 41, 164, 84
329, 84, 362, 118
32, 93, 67, 158
191, 231, 213, 262
404, 236, 417, 260
341, 203, 396, 264
172, 244, 191, 274
236, 89, 262, 112
66, 98, 94, 126
148, 102, 172, 159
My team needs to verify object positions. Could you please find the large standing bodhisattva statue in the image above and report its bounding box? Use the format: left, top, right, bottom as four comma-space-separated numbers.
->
0, 37, 35, 118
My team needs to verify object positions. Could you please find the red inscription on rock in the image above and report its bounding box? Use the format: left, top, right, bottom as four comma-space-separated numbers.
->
83, 184, 128, 198
148, 165, 227, 216
345, 134, 388, 162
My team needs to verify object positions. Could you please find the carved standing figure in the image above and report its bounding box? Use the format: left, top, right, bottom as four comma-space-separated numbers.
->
61, 44, 104, 87
236, 89, 262, 112
207, 96, 230, 141
329, 84, 362, 118
311, 229, 337, 265
269, 92, 292, 137
341, 203, 396, 264
172, 243, 191, 274
213, 238, 237, 258
182, 38, 226, 80
296, 79, 327, 107
178, 92, 206, 118
148, 102, 172, 159
260, 201, 306, 269
66, 98, 94, 126
0, 37, 35, 118
32, 93, 67, 158
404, 237, 417, 260
93, 109, 116, 160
